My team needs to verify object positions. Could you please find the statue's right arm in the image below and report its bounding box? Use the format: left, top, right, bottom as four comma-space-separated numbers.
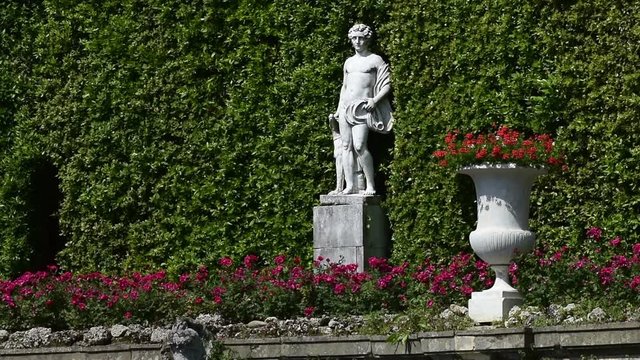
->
334, 62, 348, 118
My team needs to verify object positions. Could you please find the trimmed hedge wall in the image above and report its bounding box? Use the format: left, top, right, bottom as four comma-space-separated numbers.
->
0, 0, 390, 275
1, 0, 639, 276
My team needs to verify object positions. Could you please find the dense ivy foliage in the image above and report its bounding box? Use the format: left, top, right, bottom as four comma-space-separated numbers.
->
0, 1, 47, 275
0, 0, 391, 276
1, 0, 639, 277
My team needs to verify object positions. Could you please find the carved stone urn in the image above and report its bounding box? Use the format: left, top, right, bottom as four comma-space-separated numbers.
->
458, 163, 547, 323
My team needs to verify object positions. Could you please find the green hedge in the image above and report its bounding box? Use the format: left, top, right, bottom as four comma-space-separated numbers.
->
1, 0, 639, 277
0, 0, 390, 275
0, 1, 45, 275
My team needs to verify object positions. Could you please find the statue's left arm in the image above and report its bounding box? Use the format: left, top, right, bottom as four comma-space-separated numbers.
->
373, 60, 391, 104
366, 58, 394, 134
364, 58, 391, 111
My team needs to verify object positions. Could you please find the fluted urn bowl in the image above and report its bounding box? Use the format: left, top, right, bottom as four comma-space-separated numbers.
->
459, 163, 546, 290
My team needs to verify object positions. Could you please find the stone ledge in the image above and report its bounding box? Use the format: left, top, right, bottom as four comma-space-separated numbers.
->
1, 343, 162, 354
223, 334, 418, 359
1, 322, 639, 359
221, 322, 640, 359
533, 321, 640, 357
319, 194, 381, 205
0, 343, 163, 360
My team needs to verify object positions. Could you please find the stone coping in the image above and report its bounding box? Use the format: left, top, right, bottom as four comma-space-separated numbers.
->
319, 194, 382, 205
533, 321, 640, 350
0, 343, 164, 360
221, 322, 640, 359
0, 343, 162, 354
1, 322, 639, 359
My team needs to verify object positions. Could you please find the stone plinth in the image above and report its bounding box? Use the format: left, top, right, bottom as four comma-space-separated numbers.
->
313, 194, 389, 271
468, 289, 523, 323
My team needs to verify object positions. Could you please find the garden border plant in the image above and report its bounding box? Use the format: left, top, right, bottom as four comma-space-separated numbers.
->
2, 225, 638, 332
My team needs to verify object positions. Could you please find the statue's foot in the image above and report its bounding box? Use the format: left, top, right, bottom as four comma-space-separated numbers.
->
328, 188, 344, 195
360, 188, 376, 196
342, 187, 357, 195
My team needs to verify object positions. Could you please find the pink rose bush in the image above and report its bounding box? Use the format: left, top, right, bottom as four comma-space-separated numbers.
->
1, 226, 638, 331
0, 253, 488, 330
516, 227, 640, 306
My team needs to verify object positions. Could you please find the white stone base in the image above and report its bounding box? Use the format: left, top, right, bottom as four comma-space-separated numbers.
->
468, 289, 523, 323
313, 195, 389, 272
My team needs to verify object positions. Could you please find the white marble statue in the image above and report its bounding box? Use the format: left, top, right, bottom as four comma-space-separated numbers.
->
328, 23, 393, 196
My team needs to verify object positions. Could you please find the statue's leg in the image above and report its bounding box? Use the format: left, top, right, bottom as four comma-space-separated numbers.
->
352, 124, 375, 195
338, 120, 357, 194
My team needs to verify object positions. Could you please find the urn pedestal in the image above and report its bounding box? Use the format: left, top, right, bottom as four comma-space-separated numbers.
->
459, 164, 547, 323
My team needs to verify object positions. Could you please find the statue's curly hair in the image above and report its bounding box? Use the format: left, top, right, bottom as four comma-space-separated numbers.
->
348, 24, 373, 39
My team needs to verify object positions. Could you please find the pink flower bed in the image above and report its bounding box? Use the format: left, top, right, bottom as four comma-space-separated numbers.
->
1, 227, 638, 331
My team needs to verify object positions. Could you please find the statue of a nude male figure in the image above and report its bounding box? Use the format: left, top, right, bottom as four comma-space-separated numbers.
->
328, 24, 393, 196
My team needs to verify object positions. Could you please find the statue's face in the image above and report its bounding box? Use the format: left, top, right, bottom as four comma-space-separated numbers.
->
350, 35, 369, 52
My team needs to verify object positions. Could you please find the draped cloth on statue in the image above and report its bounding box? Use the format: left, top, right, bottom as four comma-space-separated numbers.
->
342, 63, 394, 134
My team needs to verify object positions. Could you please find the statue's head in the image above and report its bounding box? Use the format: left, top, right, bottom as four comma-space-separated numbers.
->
348, 24, 373, 40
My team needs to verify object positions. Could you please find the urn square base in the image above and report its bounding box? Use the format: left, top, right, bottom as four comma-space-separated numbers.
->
468, 289, 523, 323
313, 195, 389, 272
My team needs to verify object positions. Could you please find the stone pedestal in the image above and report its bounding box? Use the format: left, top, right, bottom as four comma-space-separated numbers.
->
313, 195, 389, 271
468, 289, 523, 323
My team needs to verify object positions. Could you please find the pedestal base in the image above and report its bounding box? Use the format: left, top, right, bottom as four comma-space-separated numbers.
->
313, 195, 389, 272
468, 289, 523, 323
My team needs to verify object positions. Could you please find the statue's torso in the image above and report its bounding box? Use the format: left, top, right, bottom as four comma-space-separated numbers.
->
343, 54, 383, 102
